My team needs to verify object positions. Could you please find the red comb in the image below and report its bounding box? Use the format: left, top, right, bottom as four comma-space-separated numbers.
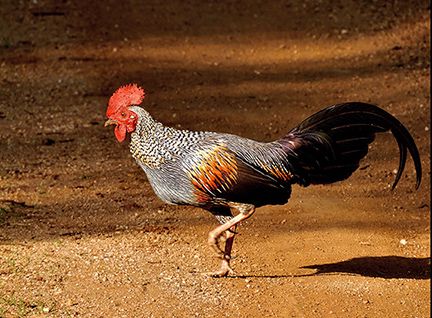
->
107, 84, 145, 116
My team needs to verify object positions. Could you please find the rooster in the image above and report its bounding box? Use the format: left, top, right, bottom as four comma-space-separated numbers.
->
104, 84, 421, 277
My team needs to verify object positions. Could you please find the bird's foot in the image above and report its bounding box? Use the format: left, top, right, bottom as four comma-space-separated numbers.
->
208, 231, 225, 257
204, 259, 234, 278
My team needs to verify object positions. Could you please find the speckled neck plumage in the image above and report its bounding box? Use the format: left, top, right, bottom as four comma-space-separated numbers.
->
129, 106, 210, 169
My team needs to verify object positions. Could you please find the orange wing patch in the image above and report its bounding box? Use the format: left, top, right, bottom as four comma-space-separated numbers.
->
260, 163, 293, 182
188, 145, 238, 200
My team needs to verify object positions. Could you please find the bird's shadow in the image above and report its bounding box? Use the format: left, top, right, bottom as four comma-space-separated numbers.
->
229, 256, 430, 280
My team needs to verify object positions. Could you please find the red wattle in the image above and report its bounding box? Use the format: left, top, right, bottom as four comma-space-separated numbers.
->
114, 124, 127, 142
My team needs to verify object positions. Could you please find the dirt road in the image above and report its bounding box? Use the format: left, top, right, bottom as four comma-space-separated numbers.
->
0, 1, 430, 317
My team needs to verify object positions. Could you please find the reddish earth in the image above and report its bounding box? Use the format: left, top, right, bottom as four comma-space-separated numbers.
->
0, 1, 430, 317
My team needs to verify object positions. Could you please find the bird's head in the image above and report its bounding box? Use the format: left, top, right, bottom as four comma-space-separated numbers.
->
104, 83, 145, 142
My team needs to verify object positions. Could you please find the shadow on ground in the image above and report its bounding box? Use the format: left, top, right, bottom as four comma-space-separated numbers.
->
228, 256, 431, 280
301, 256, 431, 279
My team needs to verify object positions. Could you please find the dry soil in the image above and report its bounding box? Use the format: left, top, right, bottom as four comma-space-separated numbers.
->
0, 1, 430, 317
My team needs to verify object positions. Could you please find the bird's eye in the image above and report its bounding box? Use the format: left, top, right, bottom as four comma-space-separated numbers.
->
121, 112, 126, 117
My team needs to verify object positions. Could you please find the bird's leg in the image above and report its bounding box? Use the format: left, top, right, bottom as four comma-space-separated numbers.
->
207, 204, 255, 277
213, 225, 237, 277
208, 204, 255, 257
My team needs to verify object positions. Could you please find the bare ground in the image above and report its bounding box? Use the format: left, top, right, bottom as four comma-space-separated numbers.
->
0, 1, 430, 317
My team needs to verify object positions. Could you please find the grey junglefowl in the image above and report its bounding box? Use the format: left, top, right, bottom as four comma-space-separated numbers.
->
104, 83, 421, 277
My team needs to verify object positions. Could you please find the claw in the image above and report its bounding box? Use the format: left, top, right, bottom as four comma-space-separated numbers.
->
208, 269, 233, 278
227, 228, 239, 235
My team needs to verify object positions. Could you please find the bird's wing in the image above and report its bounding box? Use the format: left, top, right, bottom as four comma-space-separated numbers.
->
183, 140, 291, 206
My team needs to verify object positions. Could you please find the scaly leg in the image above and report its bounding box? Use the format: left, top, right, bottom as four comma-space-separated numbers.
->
207, 204, 255, 277
210, 225, 237, 277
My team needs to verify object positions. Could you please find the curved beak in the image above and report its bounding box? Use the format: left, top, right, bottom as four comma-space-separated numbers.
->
104, 119, 117, 127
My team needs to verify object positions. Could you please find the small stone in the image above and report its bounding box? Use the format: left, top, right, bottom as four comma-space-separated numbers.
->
399, 239, 408, 246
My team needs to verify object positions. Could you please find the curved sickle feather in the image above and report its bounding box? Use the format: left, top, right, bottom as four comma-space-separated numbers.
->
283, 103, 422, 189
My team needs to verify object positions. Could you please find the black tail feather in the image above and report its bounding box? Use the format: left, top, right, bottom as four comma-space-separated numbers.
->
279, 102, 422, 189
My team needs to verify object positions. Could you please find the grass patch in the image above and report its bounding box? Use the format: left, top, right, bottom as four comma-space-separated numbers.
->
0, 295, 52, 317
